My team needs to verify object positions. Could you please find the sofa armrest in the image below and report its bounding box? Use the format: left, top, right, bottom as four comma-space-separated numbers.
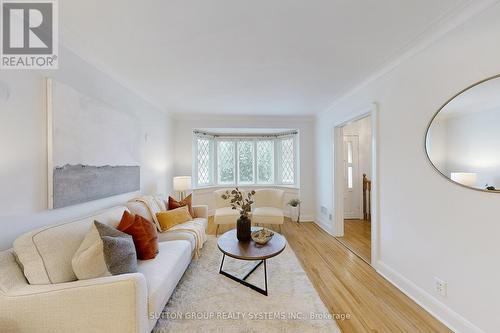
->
0, 273, 149, 333
193, 205, 208, 219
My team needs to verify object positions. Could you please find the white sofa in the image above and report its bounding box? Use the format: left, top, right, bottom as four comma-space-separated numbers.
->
0, 203, 208, 333
127, 200, 208, 250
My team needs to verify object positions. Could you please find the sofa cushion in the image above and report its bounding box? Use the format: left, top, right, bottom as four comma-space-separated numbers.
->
252, 207, 284, 225
13, 206, 128, 284
214, 207, 239, 225
137, 240, 191, 321
157, 218, 207, 252
72, 221, 138, 280
117, 211, 159, 260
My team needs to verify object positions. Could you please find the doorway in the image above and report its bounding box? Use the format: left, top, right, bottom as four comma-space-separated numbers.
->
333, 107, 377, 265
343, 135, 361, 219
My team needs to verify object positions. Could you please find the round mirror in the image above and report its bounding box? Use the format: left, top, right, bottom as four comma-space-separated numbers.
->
426, 75, 500, 192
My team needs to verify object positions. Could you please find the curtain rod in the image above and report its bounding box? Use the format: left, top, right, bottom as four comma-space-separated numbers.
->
193, 130, 298, 138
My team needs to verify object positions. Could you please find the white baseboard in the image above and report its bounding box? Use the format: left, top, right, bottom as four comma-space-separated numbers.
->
375, 261, 484, 333
296, 214, 315, 222
313, 217, 334, 235
207, 208, 481, 332
300, 215, 483, 333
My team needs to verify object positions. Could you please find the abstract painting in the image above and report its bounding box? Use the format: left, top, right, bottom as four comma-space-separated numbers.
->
47, 78, 140, 209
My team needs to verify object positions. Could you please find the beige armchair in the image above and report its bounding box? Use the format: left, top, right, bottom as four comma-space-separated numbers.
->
213, 189, 240, 236
252, 189, 285, 232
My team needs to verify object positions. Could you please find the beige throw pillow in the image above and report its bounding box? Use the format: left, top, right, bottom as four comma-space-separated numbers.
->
72, 221, 137, 280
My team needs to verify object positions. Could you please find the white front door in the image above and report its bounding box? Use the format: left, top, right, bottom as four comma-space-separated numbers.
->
343, 135, 361, 219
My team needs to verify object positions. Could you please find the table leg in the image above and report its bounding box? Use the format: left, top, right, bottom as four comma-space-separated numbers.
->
219, 255, 268, 296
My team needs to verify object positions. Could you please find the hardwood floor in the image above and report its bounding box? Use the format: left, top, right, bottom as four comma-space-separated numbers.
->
207, 218, 451, 333
336, 219, 371, 262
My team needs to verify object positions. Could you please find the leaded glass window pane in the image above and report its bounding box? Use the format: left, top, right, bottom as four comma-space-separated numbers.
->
280, 138, 295, 184
194, 132, 297, 187
257, 140, 274, 184
238, 141, 254, 184
217, 141, 235, 184
197, 138, 211, 185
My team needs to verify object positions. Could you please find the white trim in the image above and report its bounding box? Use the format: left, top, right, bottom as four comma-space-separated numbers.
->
318, 0, 497, 116
193, 184, 299, 193
319, 0, 496, 116
376, 261, 485, 333
370, 106, 380, 265
298, 214, 315, 222
332, 103, 379, 266
46, 78, 54, 210
313, 217, 334, 236
332, 125, 344, 237
173, 113, 315, 122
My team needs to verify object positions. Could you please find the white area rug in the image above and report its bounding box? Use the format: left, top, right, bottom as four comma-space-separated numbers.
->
153, 236, 341, 333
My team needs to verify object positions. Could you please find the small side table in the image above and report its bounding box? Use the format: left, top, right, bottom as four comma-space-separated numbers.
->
217, 227, 286, 296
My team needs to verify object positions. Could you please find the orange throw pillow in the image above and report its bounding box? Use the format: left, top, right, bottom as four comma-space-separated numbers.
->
117, 211, 159, 260
168, 194, 194, 217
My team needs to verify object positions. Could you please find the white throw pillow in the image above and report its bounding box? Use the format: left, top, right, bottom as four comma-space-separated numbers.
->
72, 221, 137, 280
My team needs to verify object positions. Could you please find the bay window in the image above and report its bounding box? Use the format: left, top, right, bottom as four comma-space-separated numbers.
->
193, 130, 298, 188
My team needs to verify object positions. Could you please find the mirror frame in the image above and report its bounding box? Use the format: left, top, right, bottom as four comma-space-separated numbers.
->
425, 73, 500, 193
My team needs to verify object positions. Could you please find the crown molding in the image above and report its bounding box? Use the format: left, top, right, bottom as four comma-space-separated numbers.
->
318, 0, 499, 117
171, 112, 316, 123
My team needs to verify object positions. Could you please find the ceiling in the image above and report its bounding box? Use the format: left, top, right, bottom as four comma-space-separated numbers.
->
60, 0, 470, 116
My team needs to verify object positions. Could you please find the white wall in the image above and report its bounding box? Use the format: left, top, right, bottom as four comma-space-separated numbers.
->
0, 46, 174, 250
315, 4, 500, 333
172, 114, 315, 220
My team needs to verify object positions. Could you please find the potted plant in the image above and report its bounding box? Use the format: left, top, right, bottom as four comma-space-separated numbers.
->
288, 198, 301, 223
221, 188, 256, 241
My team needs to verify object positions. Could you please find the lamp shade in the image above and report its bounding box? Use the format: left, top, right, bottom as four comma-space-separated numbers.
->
173, 176, 192, 192
450, 172, 477, 187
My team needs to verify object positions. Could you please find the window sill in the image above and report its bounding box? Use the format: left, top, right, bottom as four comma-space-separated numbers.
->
192, 184, 300, 191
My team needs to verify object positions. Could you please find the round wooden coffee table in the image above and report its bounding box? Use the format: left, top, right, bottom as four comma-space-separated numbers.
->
217, 227, 286, 296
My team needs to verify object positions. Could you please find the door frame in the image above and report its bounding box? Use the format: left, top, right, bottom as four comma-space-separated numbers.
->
332, 103, 379, 266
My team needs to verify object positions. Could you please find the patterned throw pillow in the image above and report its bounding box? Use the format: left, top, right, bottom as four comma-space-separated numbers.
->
167, 194, 194, 217
72, 221, 137, 280
117, 211, 159, 260
156, 206, 193, 231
